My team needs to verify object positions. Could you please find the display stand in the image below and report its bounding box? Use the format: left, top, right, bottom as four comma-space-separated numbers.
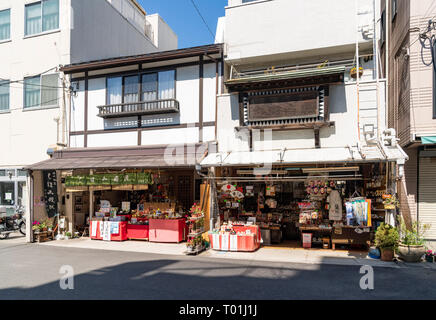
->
149, 218, 186, 243
127, 223, 149, 240
90, 220, 128, 241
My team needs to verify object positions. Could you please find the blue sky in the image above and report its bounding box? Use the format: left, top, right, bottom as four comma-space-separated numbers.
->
137, 0, 227, 49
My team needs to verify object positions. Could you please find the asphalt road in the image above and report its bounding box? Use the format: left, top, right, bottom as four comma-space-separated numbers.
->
0, 235, 435, 300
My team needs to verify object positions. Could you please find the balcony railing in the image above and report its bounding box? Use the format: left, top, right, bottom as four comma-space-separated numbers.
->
97, 99, 180, 119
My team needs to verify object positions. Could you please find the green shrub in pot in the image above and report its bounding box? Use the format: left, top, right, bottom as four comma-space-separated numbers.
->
375, 223, 399, 261
397, 217, 429, 262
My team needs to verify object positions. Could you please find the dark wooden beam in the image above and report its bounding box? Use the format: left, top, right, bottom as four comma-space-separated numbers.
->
314, 127, 321, 149
235, 121, 335, 132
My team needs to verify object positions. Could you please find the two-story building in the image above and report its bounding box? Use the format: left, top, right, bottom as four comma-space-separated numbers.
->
27, 44, 223, 239
381, 0, 436, 247
0, 0, 177, 233
201, 0, 408, 250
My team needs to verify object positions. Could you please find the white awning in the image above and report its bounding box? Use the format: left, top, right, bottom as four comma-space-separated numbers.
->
200, 145, 408, 167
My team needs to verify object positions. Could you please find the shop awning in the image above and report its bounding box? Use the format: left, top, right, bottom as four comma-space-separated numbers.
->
422, 136, 436, 145
27, 144, 208, 171
200, 144, 408, 167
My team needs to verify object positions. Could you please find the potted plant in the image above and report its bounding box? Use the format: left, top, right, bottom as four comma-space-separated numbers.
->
425, 250, 434, 263
397, 218, 429, 263
32, 221, 42, 233
64, 232, 72, 240
383, 195, 399, 210
350, 66, 364, 79
375, 223, 399, 261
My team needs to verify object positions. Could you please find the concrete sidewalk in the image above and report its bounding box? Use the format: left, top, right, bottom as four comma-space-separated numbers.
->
36, 237, 436, 269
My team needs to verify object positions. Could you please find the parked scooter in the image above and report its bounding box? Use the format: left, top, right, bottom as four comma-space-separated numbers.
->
0, 205, 26, 239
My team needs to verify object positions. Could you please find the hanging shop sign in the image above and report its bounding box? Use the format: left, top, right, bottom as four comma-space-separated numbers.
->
65, 172, 153, 187
43, 170, 58, 218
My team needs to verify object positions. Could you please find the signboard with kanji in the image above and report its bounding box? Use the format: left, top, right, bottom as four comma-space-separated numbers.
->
43, 170, 58, 218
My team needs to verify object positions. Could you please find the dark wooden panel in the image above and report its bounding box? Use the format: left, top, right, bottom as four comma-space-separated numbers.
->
248, 91, 318, 121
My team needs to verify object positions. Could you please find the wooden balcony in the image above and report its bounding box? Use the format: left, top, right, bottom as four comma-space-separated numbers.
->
97, 99, 180, 119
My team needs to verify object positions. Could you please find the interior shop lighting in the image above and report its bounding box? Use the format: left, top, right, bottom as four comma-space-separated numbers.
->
302, 166, 360, 173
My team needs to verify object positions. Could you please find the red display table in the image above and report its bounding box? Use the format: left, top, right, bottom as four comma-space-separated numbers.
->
208, 233, 260, 252
149, 218, 186, 243
209, 226, 261, 252
127, 223, 149, 240
90, 220, 128, 242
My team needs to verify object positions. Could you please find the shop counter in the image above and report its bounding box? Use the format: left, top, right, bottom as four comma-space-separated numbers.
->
331, 226, 371, 250
127, 223, 149, 240
90, 220, 128, 242
149, 218, 186, 243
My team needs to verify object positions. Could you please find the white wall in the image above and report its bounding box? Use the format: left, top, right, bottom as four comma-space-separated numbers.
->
145, 13, 178, 52
224, 0, 376, 63
0, 0, 72, 168
69, 61, 220, 148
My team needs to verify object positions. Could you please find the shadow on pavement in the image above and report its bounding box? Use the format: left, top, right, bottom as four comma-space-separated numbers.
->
0, 253, 435, 300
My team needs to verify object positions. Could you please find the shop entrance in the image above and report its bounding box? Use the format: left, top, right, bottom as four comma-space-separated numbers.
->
209, 163, 393, 253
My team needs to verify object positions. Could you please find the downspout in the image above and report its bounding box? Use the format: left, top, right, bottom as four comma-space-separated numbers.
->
385, 0, 390, 130
356, 0, 361, 143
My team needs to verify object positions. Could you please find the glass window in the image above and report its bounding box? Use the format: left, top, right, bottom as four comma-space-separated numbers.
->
25, 2, 42, 36
42, 0, 59, 32
0, 170, 5, 177
17, 170, 27, 177
0, 9, 10, 41
141, 73, 158, 101
24, 76, 41, 108
158, 70, 176, 100
0, 182, 15, 206
0, 80, 9, 111
123, 76, 139, 103
25, 0, 59, 36
107, 77, 122, 105
41, 74, 59, 106
18, 181, 27, 209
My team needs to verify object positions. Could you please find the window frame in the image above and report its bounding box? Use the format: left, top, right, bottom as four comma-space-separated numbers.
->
0, 79, 10, 111
23, 73, 59, 110
433, 41, 436, 119
391, 0, 398, 22
24, 0, 60, 37
0, 8, 11, 42
105, 69, 177, 105
380, 9, 386, 47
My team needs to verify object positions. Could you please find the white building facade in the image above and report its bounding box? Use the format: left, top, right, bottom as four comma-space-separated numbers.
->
202, 0, 408, 228
0, 0, 177, 217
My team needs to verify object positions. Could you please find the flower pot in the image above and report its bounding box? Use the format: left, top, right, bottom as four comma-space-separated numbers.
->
425, 255, 434, 263
397, 244, 426, 262
380, 247, 394, 261
350, 67, 364, 79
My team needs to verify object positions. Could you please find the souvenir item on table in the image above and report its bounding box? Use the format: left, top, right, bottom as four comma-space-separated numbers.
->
245, 186, 254, 197
121, 202, 130, 212
265, 198, 277, 209
100, 200, 111, 214
266, 186, 276, 196
230, 190, 244, 200
221, 184, 236, 193
311, 211, 319, 220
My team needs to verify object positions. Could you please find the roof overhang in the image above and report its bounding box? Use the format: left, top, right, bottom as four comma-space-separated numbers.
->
61, 44, 223, 74
27, 144, 208, 171
200, 145, 409, 168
